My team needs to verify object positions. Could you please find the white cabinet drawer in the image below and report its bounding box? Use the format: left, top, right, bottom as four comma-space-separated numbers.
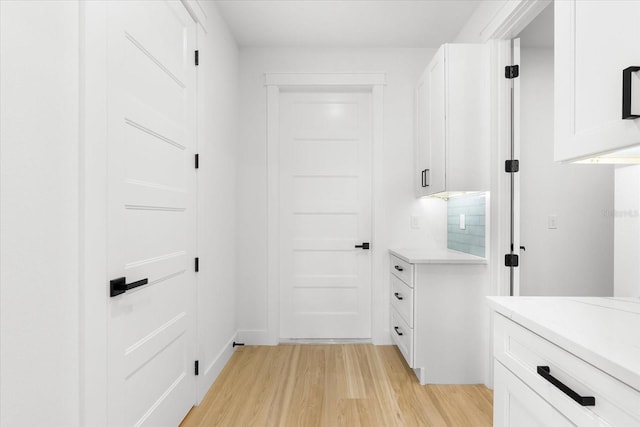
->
390, 255, 413, 287
391, 307, 413, 367
494, 313, 640, 426
390, 274, 413, 327
494, 360, 573, 427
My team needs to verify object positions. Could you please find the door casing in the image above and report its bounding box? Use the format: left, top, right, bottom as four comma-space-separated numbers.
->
264, 74, 385, 345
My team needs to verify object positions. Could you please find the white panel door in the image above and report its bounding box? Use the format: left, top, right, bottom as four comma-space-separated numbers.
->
279, 91, 372, 339
106, 1, 196, 426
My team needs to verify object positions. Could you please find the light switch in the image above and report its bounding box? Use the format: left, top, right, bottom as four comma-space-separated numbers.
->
411, 215, 420, 229
459, 214, 466, 230
548, 215, 558, 229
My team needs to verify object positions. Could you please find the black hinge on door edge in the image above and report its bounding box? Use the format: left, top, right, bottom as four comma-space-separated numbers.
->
504, 254, 519, 267
505, 159, 520, 173
195, 50, 199, 66
195, 154, 199, 169
194, 360, 199, 376
195, 257, 199, 272
505, 65, 519, 79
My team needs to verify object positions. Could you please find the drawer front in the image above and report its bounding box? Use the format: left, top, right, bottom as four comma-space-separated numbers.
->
390, 274, 414, 327
494, 360, 573, 427
494, 313, 640, 426
391, 307, 413, 367
390, 255, 414, 287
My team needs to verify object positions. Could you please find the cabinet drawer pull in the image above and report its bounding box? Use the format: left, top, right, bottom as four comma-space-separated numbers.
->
536, 366, 595, 407
394, 265, 404, 272
394, 326, 403, 336
622, 66, 640, 119
421, 169, 430, 187
394, 292, 404, 300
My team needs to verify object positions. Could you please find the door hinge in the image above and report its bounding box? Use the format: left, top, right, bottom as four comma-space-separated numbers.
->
195, 50, 199, 66
195, 257, 199, 272
194, 360, 199, 376
195, 153, 199, 169
505, 159, 520, 173
505, 65, 519, 79
504, 254, 519, 267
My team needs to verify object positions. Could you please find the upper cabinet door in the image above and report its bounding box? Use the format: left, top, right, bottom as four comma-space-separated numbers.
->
414, 44, 489, 198
555, 0, 640, 162
415, 47, 445, 197
426, 47, 447, 195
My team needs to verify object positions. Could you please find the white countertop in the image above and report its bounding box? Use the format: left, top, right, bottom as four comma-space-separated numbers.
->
389, 248, 487, 264
487, 296, 640, 392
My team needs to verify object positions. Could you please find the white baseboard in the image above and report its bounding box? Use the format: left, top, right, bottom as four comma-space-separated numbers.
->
196, 333, 237, 403
237, 329, 277, 345
373, 328, 393, 345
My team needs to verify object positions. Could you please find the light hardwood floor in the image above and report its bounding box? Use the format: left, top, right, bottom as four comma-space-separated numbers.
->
181, 344, 493, 427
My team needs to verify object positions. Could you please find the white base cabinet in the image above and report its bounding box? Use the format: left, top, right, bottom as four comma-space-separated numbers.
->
389, 254, 487, 384
492, 310, 640, 427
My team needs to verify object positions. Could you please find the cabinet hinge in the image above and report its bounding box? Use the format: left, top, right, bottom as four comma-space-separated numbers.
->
505, 159, 520, 173
195, 154, 199, 169
504, 254, 519, 267
505, 65, 519, 79
194, 257, 199, 272
195, 50, 199, 66
194, 360, 199, 376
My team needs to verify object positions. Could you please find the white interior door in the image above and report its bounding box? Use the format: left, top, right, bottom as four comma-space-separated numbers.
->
279, 91, 372, 339
106, 1, 197, 425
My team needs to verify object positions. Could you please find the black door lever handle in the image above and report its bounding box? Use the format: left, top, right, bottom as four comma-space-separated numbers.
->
110, 276, 149, 297
355, 242, 370, 250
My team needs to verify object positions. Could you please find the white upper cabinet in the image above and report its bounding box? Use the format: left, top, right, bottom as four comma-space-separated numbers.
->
415, 44, 489, 197
555, 0, 640, 162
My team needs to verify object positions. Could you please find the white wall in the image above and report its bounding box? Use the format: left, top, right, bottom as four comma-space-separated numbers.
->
194, 1, 240, 399
236, 48, 446, 344
519, 47, 614, 296
0, 1, 80, 425
614, 165, 640, 297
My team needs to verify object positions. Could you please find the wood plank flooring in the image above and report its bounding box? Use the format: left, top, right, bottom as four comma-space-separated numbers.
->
180, 344, 493, 427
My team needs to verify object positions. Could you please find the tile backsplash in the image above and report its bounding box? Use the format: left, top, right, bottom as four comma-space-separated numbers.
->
447, 194, 486, 257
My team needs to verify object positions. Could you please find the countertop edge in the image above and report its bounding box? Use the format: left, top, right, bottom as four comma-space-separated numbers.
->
389, 248, 488, 264
486, 296, 640, 392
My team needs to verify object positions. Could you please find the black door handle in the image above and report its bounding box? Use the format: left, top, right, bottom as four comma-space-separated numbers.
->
394, 326, 403, 336
355, 242, 370, 250
394, 292, 404, 300
537, 366, 595, 406
394, 265, 404, 272
110, 276, 149, 297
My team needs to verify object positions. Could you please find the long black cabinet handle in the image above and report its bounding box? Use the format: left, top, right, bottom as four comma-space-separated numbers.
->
537, 366, 595, 406
394, 292, 404, 300
394, 265, 404, 272
110, 276, 149, 297
394, 326, 403, 336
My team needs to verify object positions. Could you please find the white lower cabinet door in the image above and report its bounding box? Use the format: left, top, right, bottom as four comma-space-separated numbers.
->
494, 361, 575, 427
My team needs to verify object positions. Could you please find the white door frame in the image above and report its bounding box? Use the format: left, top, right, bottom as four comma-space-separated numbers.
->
476, 0, 551, 298
264, 73, 385, 345
476, 0, 550, 388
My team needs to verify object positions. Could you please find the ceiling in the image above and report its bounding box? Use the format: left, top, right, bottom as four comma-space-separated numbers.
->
518, 2, 553, 48
214, 0, 481, 48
